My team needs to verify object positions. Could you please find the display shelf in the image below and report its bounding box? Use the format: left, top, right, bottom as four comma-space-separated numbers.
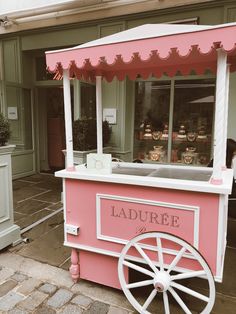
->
134, 134, 212, 166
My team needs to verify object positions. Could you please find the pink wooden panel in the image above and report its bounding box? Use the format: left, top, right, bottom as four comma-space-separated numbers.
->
100, 197, 195, 245
79, 250, 127, 289
65, 179, 219, 275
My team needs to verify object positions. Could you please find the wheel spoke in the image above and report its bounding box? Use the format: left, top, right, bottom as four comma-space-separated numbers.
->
156, 237, 164, 271
170, 281, 209, 302
126, 279, 154, 289
123, 260, 155, 278
168, 287, 192, 314
171, 270, 206, 281
134, 243, 159, 275
167, 247, 186, 274
163, 291, 170, 314
142, 289, 157, 311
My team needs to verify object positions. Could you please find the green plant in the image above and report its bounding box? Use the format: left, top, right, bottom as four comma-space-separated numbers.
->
73, 117, 111, 151
0, 112, 10, 146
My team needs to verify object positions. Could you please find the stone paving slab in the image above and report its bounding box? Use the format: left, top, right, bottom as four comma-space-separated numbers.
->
16, 278, 41, 295
15, 199, 52, 216
18, 223, 70, 267
20, 211, 64, 242
47, 202, 63, 211
0, 280, 17, 297
8, 308, 28, 314
18, 290, 48, 311
0, 291, 25, 311
39, 283, 57, 295
15, 209, 55, 230
34, 190, 62, 203
108, 306, 130, 314
13, 186, 50, 204
71, 294, 93, 309
0, 253, 73, 288
13, 179, 35, 190
70, 278, 133, 310
47, 288, 73, 308
212, 292, 236, 314
59, 303, 83, 314
0, 267, 15, 283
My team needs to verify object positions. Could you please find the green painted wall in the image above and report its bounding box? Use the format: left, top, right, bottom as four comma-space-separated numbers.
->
127, 6, 224, 28
2, 38, 21, 83
21, 25, 98, 51
22, 52, 34, 86
1, 0, 236, 176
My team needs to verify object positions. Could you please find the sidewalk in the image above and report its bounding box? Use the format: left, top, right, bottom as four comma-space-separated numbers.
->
0, 173, 236, 313
0, 252, 134, 313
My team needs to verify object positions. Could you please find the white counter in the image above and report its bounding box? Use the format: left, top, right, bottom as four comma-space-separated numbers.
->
55, 162, 233, 195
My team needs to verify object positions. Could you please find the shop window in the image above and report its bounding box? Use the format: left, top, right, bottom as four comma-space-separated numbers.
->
35, 56, 54, 81
133, 78, 215, 166
134, 81, 171, 162
80, 83, 96, 118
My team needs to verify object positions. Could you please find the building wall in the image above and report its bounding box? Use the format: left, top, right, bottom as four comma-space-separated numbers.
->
0, 0, 236, 177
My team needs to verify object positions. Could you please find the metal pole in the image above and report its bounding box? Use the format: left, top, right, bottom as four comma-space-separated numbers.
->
63, 69, 75, 170
211, 49, 227, 184
96, 76, 103, 154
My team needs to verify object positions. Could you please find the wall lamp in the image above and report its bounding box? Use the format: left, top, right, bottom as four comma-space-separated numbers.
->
0, 16, 14, 28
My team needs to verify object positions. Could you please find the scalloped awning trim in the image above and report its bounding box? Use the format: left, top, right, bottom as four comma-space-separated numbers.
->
46, 23, 236, 82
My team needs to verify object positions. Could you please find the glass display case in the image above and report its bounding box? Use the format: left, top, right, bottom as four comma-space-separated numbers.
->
133, 78, 215, 166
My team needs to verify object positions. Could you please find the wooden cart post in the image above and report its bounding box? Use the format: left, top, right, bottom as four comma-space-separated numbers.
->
211, 49, 227, 184
63, 69, 75, 171
96, 75, 103, 154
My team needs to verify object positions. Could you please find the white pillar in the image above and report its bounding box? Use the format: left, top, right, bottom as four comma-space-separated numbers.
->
96, 76, 103, 154
211, 49, 227, 184
222, 64, 230, 169
63, 69, 75, 170
73, 80, 81, 121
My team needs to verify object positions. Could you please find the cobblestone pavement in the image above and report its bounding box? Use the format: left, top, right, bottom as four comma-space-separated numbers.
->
0, 253, 134, 314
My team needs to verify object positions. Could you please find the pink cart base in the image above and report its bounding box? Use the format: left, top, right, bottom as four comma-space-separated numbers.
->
64, 177, 225, 288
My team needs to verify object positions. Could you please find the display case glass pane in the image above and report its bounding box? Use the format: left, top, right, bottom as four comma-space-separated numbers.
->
133, 81, 171, 162
133, 78, 215, 166
172, 79, 215, 166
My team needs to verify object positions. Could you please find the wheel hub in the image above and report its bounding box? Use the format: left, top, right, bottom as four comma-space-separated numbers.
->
153, 271, 171, 292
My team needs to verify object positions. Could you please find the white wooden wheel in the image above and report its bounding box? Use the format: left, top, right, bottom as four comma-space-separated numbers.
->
118, 232, 215, 314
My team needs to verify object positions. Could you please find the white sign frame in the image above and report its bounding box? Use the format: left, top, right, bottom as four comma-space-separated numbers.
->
7, 107, 18, 120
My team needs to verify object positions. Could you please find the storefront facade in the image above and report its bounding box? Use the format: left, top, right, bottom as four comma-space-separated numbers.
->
0, 0, 236, 178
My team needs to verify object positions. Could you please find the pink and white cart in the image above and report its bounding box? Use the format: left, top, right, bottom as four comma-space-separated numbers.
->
46, 23, 236, 313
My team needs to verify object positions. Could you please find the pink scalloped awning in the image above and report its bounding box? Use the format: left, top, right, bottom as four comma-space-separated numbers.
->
45, 23, 236, 82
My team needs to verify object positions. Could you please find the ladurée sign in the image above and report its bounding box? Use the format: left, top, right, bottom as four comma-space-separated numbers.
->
111, 206, 180, 228
97, 194, 196, 246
